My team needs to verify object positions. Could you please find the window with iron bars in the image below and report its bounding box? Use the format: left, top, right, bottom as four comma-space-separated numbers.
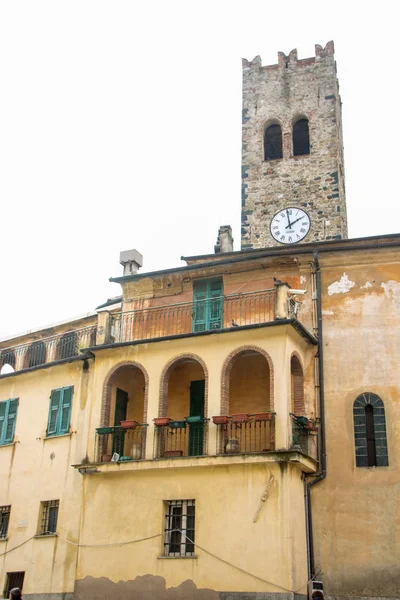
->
0, 505, 11, 539
3, 572, 25, 599
38, 500, 59, 535
164, 500, 195, 557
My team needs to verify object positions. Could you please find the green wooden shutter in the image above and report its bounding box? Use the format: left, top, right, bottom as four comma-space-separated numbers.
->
4, 399, 18, 443
60, 387, 73, 433
47, 390, 61, 436
209, 279, 223, 329
193, 281, 208, 332
0, 402, 7, 444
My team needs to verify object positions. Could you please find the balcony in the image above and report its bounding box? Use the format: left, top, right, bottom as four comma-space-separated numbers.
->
153, 418, 209, 459
0, 326, 97, 374
96, 425, 148, 462
109, 288, 297, 344
291, 418, 319, 461
214, 413, 275, 455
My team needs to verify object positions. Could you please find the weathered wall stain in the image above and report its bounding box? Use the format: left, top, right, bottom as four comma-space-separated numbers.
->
74, 575, 219, 600
327, 273, 355, 295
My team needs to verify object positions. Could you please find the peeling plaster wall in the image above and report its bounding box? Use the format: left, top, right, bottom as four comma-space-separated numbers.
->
311, 250, 400, 598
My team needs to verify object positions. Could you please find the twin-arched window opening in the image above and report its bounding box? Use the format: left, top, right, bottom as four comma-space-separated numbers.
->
353, 393, 388, 467
293, 118, 310, 156
264, 124, 283, 161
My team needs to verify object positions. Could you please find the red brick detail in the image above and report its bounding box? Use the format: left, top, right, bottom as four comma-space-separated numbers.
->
100, 361, 149, 427
220, 346, 274, 415
159, 354, 208, 418
291, 352, 304, 414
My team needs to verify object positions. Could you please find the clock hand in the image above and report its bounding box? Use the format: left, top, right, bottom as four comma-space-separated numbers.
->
285, 215, 304, 229
286, 209, 292, 229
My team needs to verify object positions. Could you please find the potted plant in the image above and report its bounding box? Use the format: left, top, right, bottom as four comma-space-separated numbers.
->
212, 415, 229, 425
253, 412, 273, 421
120, 420, 139, 429
186, 415, 203, 424
96, 426, 114, 435
101, 454, 112, 462
154, 417, 172, 427
231, 413, 249, 423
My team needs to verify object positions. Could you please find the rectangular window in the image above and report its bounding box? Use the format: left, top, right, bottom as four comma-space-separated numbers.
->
39, 500, 59, 535
0, 505, 11, 539
164, 500, 195, 557
47, 387, 73, 437
193, 278, 223, 332
3, 572, 25, 599
0, 399, 19, 445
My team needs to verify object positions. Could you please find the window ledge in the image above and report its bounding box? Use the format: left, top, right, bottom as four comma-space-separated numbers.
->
0, 537, 8, 542
158, 555, 198, 559
43, 432, 73, 441
34, 533, 57, 539
0, 441, 16, 449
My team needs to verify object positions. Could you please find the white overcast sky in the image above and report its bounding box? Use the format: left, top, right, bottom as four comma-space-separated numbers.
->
0, 1, 398, 339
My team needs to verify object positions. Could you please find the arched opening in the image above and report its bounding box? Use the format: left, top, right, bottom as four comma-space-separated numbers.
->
25, 341, 47, 368
264, 123, 283, 160
293, 118, 310, 156
98, 362, 148, 462
291, 354, 304, 415
220, 347, 274, 454
353, 392, 388, 467
1, 350, 16, 372
157, 355, 208, 458
56, 332, 78, 360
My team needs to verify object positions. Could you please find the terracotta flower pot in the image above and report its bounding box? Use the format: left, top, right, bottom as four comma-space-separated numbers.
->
253, 412, 273, 422
231, 413, 249, 423
120, 420, 139, 429
154, 417, 172, 427
101, 454, 112, 463
212, 415, 229, 425
164, 450, 183, 457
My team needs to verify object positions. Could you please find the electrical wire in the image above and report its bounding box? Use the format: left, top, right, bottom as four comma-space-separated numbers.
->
0, 529, 315, 594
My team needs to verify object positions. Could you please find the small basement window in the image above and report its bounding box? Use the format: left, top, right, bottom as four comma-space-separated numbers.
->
164, 500, 195, 557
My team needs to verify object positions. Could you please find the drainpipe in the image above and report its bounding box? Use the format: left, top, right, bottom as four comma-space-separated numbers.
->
305, 251, 327, 579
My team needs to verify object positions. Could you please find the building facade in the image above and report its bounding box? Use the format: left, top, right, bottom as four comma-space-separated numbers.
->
0, 42, 399, 600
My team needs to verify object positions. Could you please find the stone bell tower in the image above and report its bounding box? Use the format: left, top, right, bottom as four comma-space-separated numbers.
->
241, 41, 348, 249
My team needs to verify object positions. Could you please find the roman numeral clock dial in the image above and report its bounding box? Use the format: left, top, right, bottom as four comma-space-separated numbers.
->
270, 207, 311, 244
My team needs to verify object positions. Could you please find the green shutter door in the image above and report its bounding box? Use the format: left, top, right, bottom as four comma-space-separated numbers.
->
4, 399, 18, 443
0, 402, 7, 443
113, 388, 128, 456
60, 387, 73, 434
189, 380, 205, 456
47, 390, 61, 436
193, 279, 223, 332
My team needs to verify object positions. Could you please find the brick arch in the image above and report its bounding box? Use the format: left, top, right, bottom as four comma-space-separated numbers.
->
220, 346, 274, 415
159, 353, 209, 418
290, 351, 304, 414
100, 361, 149, 427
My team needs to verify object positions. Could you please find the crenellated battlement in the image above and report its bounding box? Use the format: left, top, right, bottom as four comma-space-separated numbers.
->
242, 41, 335, 71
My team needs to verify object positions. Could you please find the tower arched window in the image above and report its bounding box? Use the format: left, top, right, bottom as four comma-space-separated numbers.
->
264, 124, 283, 161
353, 393, 388, 467
291, 355, 304, 415
293, 118, 310, 156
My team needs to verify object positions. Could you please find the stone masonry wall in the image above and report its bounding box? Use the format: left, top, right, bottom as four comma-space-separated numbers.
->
241, 41, 348, 249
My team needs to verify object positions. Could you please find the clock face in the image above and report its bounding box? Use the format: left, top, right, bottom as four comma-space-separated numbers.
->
270, 207, 311, 244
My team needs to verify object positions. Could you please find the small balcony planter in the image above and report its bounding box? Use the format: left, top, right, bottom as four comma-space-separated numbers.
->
231, 413, 250, 423
101, 454, 112, 462
225, 438, 240, 454
253, 412, 273, 422
169, 420, 186, 429
164, 450, 183, 457
186, 415, 203, 424
212, 415, 229, 425
119, 456, 133, 462
154, 417, 172, 427
96, 427, 114, 435
120, 420, 139, 429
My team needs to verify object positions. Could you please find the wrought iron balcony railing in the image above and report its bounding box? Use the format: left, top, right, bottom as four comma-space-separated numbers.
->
0, 326, 97, 373
214, 414, 275, 455
109, 289, 290, 344
291, 421, 319, 461
96, 425, 148, 462
153, 419, 209, 459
